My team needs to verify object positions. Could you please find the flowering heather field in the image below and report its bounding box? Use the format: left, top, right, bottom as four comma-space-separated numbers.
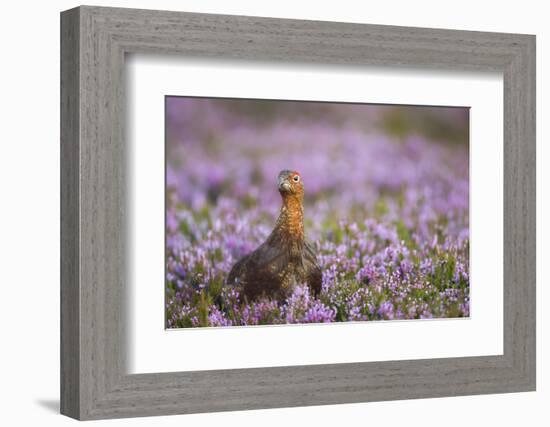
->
165, 98, 470, 328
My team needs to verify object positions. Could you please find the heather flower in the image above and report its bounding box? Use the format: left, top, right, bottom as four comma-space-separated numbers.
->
303, 302, 336, 323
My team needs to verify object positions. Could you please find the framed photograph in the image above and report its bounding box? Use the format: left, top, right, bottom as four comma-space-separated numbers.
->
164, 97, 470, 329
61, 6, 536, 420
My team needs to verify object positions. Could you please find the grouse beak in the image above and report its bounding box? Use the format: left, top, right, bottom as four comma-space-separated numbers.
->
278, 177, 291, 193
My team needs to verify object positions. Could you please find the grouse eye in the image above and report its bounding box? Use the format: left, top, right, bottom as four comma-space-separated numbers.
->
293, 175, 300, 183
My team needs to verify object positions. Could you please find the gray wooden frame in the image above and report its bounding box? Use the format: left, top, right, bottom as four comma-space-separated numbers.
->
60, 5, 536, 420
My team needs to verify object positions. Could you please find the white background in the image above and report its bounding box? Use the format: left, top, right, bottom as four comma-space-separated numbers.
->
129, 57, 503, 373
0, 1, 546, 426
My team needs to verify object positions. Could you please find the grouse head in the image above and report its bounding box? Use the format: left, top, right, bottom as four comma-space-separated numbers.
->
277, 170, 304, 200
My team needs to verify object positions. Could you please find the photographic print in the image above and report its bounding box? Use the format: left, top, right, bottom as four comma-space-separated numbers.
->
165, 97, 470, 328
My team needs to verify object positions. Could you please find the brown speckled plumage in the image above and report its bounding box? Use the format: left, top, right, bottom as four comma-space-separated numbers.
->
227, 170, 322, 302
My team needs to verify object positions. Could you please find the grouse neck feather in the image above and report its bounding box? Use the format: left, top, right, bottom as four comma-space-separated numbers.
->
270, 194, 304, 244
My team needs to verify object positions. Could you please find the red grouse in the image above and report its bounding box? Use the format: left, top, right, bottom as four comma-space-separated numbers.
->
227, 170, 322, 302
